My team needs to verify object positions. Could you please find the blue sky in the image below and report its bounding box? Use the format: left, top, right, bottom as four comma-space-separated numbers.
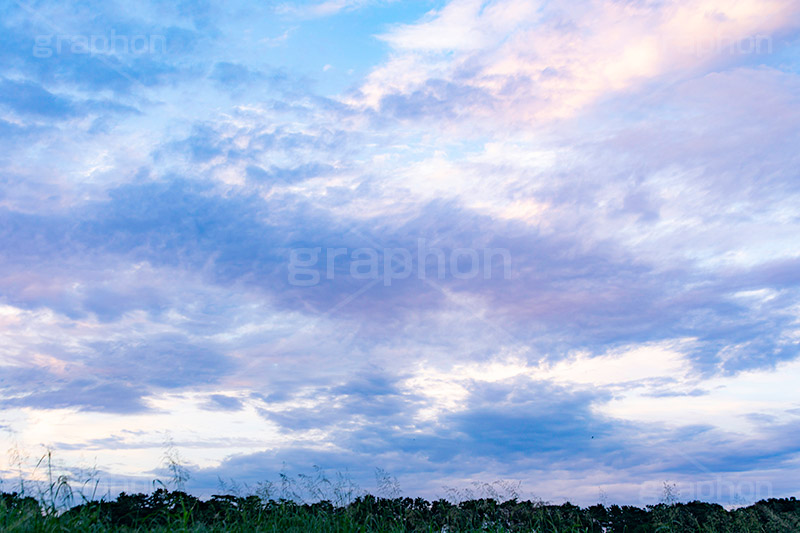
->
1, 0, 800, 506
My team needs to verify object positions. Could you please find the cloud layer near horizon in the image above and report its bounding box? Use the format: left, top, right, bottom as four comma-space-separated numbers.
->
1, 0, 800, 506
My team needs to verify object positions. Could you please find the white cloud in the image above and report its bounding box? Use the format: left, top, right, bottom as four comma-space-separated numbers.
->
603, 357, 800, 433
354, 0, 800, 122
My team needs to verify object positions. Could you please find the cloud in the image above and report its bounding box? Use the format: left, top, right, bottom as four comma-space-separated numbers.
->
3, 380, 149, 414
203, 394, 244, 411
354, 0, 800, 126
274, 0, 391, 18
1, 0, 800, 507
0, 78, 75, 117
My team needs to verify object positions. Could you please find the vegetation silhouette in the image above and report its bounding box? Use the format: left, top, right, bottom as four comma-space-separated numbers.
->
2, 449, 798, 531
2, 488, 800, 531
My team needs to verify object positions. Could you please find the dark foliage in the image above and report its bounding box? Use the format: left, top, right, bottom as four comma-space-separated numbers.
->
2, 489, 799, 531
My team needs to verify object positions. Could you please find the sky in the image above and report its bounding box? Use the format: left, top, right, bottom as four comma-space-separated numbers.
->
1, 0, 800, 507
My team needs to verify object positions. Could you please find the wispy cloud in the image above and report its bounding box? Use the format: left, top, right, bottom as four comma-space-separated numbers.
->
274, 0, 395, 18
